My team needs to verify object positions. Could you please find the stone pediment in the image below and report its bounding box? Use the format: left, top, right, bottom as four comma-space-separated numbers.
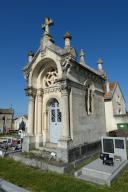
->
23, 41, 105, 88
23, 46, 105, 89
23, 45, 64, 80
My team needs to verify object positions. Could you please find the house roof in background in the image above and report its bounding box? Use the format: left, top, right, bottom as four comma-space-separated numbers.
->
103, 82, 117, 100
0, 108, 14, 115
13, 115, 28, 120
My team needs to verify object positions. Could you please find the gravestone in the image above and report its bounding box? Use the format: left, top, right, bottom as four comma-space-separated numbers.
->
101, 136, 127, 160
75, 136, 128, 186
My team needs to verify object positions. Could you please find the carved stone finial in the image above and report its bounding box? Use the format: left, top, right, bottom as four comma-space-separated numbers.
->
79, 49, 85, 65
28, 50, 34, 63
97, 58, 103, 71
64, 32, 72, 40
64, 32, 72, 49
97, 58, 103, 65
28, 50, 34, 57
42, 17, 54, 35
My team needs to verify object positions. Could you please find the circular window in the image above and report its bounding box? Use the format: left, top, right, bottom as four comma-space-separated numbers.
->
44, 68, 58, 87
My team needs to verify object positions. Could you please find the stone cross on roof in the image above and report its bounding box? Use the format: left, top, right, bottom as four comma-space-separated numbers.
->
42, 17, 54, 35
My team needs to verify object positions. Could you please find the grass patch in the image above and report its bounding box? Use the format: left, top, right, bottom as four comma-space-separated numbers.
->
0, 157, 128, 192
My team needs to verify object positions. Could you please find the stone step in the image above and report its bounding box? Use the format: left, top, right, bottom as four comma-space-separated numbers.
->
38, 143, 57, 154
78, 174, 106, 185
45, 142, 57, 149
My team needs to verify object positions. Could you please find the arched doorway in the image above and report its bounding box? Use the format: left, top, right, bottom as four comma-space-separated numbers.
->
49, 99, 61, 143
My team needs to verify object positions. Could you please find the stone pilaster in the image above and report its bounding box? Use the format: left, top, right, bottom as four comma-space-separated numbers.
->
25, 87, 36, 135
43, 110, 48, 146
37, 89, 43, 134
59, 85, 71, 150
28, 96, 35, 135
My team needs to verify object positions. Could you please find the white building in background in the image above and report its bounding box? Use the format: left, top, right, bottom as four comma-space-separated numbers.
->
13, 115, 28, 131
103, 81, 128, 133
22, 17, 106, 162
0, 108, 14, 133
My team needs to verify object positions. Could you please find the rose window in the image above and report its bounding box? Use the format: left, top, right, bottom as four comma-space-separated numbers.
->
44, 69, 58, 87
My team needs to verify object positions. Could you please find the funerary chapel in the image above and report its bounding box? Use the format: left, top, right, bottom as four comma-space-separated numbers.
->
23, 17, 106, 162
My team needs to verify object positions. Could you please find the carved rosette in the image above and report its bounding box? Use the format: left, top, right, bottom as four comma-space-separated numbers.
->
44, 68, 58, 87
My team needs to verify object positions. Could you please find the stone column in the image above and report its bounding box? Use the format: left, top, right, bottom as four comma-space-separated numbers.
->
43, 110, 48, 146
37, 89, 43, 134
28, 95, 35, 135
61, 88, 71, 140
57, 87, 71, 162
25, 87, 36, 135
34, 95, 38, 134
22, 87, 36, 152
24, 87, 36, 135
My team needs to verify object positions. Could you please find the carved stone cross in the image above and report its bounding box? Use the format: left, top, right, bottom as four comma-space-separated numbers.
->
42, 17, 54, 34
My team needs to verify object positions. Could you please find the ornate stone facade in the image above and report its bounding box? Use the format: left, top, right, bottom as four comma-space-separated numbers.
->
22, 17, 106, 162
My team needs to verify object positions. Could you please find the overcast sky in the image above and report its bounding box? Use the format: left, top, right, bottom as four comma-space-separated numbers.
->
0, 0, 128, 116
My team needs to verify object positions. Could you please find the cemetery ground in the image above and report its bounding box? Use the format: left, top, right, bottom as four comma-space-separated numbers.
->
0, 156, 128, 192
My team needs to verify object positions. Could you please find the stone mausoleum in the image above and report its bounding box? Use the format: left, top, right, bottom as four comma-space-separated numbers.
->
23, 17, 106, 162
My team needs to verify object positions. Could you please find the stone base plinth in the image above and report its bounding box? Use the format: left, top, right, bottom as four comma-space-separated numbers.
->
35, 134, 43, 148
56, 148, 69, 163
58, 137, 72, 149
56, 138, 72, 162
22, 135, 36, 152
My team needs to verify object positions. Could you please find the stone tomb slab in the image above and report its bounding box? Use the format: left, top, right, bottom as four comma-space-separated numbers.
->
75, 158, 128, 186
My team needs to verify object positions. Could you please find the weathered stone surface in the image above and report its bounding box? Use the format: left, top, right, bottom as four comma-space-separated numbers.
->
22, 18, 106, 162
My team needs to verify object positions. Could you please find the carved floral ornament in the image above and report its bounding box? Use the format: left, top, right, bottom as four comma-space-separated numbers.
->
24, 70, 30, 80
43, 68, 58, 87
61, 55, 74, 73
25, 87, 36, 97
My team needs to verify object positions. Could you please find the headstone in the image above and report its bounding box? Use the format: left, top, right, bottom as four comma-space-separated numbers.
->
101, 136, 127, 160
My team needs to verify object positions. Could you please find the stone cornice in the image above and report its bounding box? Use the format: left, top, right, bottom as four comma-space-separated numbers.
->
43, 86, 61, 94
94, 89, 104, 96
43, 79, 104, 95
70, 59, 106, 81
62, 79, 104, 94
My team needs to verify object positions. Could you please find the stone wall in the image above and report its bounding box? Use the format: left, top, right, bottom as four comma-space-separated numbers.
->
70, 87, 106, 147
68, 140, 101, 162
105, 100, 115, 132
114, 114, 128, 125
112, 85, 126, 115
